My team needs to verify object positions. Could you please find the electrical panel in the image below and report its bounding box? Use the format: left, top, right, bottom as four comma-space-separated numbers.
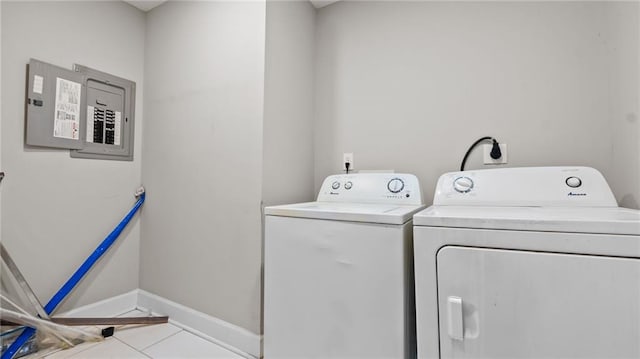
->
25, 59, 136, 161
70, 65, 135, 161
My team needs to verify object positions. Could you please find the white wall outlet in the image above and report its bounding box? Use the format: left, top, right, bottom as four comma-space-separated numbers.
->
483, 143, 508, 164
343, 152, 354, 171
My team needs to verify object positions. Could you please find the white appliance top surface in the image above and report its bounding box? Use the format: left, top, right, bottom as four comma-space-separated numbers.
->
434, 166, 617, 207
420, 167, 639, 235
414, 205, 640, 235
264, 173, 425, 225
265, 201, 425, 225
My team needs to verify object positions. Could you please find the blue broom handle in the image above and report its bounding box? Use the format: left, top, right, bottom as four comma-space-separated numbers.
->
2, 193, 145, 359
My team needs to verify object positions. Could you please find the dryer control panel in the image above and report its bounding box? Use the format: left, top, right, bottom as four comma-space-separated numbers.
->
433, 166, 617, 207
318, 173, 423, 205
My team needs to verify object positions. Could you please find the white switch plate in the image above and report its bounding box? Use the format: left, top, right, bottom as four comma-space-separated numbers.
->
483, 143, 507, 164
343, 152, 354, 171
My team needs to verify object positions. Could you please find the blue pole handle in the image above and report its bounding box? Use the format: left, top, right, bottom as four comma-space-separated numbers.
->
2, 193, 145, 359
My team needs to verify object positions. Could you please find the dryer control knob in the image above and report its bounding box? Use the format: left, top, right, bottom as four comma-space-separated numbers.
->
344, 181, 353, 190
453, 177, 474, 193
331, 181, 340, 190
566, 176, 582, 188
387, 178, 405, 193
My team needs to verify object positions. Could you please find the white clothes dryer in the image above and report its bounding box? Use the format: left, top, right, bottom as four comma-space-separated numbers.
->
413, 167, 640, 359
264, 173, 425, 358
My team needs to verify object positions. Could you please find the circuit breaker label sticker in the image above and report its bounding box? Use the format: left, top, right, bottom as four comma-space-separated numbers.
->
114, 111, 121, 146
86, 106, 95, 143
33, 75, 43, 94
53, 78, 81, 140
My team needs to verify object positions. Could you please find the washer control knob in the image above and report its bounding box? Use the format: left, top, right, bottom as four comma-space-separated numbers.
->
331, 181, 340, 190
453, 177, 474, 193
566, 176, 582, 188
344, 181, 353, 190
387, 178, 405, 193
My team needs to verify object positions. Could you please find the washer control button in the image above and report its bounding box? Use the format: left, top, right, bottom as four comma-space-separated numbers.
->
344, 181, 353, 190
387, 178, 405, 193
453, 177, 474, 193
331, 181, 340, 190
566, 176, 582, 188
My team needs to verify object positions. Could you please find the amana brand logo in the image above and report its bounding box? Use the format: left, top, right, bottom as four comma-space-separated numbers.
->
568, 192, 587, 196
330, 192, 339, 195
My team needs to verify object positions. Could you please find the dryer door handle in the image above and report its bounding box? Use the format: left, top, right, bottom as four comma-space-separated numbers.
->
447, 296, 464, 341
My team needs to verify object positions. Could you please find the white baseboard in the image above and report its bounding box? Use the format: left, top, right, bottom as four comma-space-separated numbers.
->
137, 289, 261, 359
56, 289, 262, 359
57, 289, 139, 317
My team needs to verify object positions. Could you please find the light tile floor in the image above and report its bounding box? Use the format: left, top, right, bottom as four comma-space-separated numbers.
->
38, 310, 247, 359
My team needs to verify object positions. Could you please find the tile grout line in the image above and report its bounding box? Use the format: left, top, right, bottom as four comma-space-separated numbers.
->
113, 336, 153, 358
62, 337, 113, 359
113, 307, 177, 357
138, 329, 185, 353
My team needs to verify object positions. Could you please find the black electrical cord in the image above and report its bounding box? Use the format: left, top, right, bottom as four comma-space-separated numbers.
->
345, 162, 351, 174
460, 136, 502, 171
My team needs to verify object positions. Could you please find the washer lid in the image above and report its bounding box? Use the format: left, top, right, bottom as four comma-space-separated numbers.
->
265, 202, 426, 225
413, 206, 640, 235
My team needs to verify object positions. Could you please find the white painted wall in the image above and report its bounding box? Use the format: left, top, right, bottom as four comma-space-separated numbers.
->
606, 2, 640, 209
263, 0, 316, 207
141, 1, 266, 333
0, 1, 145, 311
261, 0, 316, 338
315, 1, 639, 207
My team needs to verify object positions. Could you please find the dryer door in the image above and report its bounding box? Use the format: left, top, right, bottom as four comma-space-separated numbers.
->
437, 246, 640, 358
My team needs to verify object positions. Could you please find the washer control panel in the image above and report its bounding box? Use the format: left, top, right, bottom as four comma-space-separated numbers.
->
434, 167, 617, 207
318, 173, 423, 205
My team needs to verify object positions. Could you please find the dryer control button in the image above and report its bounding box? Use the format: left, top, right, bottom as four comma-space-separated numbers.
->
566, 176, 582, 188
331, 181, 340, 190
453, 177, 474, 193
387, 178, 405, 193
344, 181, 353, 190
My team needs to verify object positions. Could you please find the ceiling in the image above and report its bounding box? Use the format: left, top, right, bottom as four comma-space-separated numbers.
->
124, 0, 167, 12
124, 0, 339, 12
309, 0, 340, 8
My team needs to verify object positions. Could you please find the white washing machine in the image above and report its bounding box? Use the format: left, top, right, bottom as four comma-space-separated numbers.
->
413, 167, 640, 359
264, 173, 426, 358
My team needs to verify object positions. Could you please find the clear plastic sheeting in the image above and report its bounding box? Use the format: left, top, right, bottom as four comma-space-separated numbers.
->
2, 295, 74, 348
0, 328, 39, 359
1, 247, 44, 358
1, 307, 103, 358
1, 255, 102, 359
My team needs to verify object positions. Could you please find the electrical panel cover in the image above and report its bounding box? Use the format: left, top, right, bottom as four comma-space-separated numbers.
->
25, 59, 136, 161
26, 59, 86, 149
